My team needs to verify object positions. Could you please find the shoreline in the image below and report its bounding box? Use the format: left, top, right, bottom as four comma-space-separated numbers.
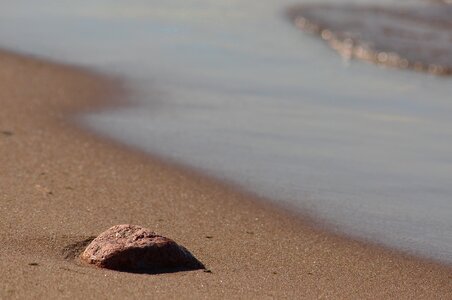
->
0, 49, 451, 298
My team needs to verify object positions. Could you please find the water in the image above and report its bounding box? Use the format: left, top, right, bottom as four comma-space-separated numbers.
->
289, 4, 452, 75
1, 0, 451, 263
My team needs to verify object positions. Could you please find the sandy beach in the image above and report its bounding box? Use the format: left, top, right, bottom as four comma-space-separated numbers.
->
0, 49, 451, 299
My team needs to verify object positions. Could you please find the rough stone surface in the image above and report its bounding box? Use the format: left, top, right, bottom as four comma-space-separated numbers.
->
80, 224, 204, 273
288, 4, 452, 75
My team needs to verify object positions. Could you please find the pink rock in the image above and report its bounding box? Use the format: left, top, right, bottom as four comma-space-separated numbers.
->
80, 224, 204, 273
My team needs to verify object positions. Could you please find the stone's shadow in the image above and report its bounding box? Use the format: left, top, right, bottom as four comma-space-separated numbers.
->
98, 245, 206, 275
108, 264, 205, 275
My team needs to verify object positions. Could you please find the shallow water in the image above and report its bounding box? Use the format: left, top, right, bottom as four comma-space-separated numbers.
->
288, 4, 452, 75
1, 0, 451, 263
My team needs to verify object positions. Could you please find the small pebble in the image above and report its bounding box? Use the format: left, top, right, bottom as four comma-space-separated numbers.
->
1, 130, 13, 136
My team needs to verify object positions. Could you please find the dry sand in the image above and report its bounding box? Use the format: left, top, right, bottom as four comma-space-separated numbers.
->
0, 49, 451, 299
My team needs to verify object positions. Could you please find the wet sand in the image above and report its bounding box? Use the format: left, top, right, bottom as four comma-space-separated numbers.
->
0, 49, 451, 299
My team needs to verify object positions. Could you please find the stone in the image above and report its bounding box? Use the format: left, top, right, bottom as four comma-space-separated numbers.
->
1, 130, 13, 136
287, 4, 452, 75
80, 224, 204, 273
